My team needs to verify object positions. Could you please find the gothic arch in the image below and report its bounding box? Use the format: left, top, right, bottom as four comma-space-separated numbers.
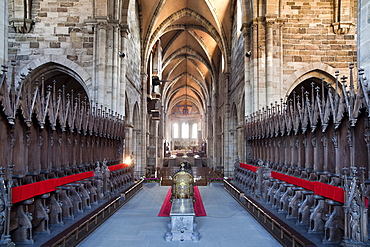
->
162, 47, 214, 76
22, 61, 91, 101
144, 8, 228, 71
19, 56, 91, 88
285, 63, 337, 99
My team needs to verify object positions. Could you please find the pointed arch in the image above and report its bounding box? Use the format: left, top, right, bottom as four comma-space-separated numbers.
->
285, 63, 337, 98
143, 8, 228, 71
19, 55, 92, 89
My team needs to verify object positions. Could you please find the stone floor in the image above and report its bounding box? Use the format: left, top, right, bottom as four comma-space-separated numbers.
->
78, 183, 282, 247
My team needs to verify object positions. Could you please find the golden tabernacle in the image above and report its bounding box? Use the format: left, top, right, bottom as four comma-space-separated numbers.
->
171, 163, 194, 200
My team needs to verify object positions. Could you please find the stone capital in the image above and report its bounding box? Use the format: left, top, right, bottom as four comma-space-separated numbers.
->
119, 24, 130, 38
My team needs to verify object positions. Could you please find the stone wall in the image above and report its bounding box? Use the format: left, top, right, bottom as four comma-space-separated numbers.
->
8, 0, 94, 73
280, 0, 357, 94
7, 0, 142, 116
229, 7, 246, 168
230, 22, 244, 92
359, 0, 370, 78
125, 0, 141, 90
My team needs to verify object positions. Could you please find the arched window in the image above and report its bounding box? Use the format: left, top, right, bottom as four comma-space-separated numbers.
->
192, 123, 198, 138
182, 123, 189, 138
236, 0, 242, 37
173, 123, 179, 138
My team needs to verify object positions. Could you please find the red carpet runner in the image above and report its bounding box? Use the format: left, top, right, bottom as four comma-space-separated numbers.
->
158, 186, 207, 217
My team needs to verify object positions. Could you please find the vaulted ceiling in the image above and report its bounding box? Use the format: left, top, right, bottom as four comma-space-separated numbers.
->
139, 0, 234, 115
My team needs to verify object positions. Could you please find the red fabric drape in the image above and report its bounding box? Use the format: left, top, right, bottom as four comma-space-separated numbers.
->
271, 171, 315, 191
271, 171, 344, 203
108, 163, 129, 172
12, 171, 94, 204
240, 163, 259, 172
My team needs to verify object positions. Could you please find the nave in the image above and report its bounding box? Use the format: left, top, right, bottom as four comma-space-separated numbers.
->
78, 183, 281, 247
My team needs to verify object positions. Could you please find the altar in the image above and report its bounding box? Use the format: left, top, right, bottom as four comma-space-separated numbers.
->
164, 163, 200, 241
165, 199, 199, 241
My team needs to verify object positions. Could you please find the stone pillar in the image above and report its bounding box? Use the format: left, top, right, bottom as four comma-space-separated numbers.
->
252, 19, 259, 111
119, 25, 129, 115
223, 72, 233, 177
110, 23, 119, 112
138, 72, 148, 177
242, 23, 252, 115
158, 105, 165, 168
95, 20, 108, 105
207, 104, 213, 167
147, 119, 158, 168
266, 19, 274, 105
0, 0, 8, 65
358, 0, 370, 79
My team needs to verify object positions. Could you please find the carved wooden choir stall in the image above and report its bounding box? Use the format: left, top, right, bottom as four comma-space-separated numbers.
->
0, 66, 134, 245
233, 65, 370, 246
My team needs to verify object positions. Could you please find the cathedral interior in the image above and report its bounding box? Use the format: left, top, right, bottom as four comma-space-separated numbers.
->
0, 0, 370, 246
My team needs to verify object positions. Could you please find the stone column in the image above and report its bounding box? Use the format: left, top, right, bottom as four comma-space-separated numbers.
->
223, 72, 233, 177
242, 23, 252, 115
266, 19, 274, 104
252, 19, 259, 111
138, 72, 148, 177
207, 104, 213, 167
119, 25, 129, 115
0, 0, 8, 65
95, 20, 108, 105
158, 105, 165, 169
110, 23, 119, 112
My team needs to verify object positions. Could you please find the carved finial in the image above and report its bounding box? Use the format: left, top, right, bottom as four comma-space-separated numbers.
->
0, 167, 5, 176
1, 64, 8, 74
349, 62, 354, 70
359, 68, 364, 76
342, 167, 348, 176
350, 166, 358, 177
